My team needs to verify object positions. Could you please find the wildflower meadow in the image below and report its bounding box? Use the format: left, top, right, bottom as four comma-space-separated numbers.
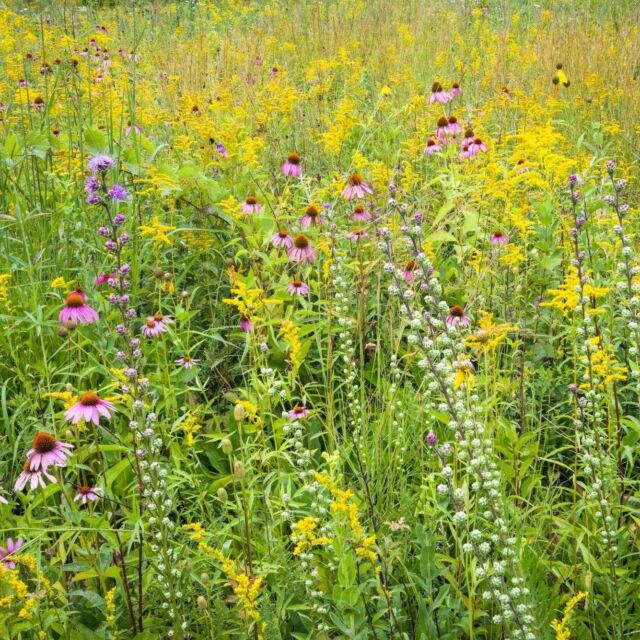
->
2, 0, 640, 638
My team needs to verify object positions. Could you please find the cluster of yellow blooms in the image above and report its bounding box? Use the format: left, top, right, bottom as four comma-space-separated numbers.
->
0, 553, 38, 621
0, 274, 11, 312
291, 516, 332, 556
280, 320, 302, 373
551, 591, 588, 640
105, 588, 118, 638
314, 472, 378, 565
198, 542, 264, 626
181, 414, 203, 447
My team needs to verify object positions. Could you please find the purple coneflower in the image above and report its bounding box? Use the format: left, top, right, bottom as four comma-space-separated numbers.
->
65, 392, 115, 426
491, 230, 509, 244
287, 280, 310, 296
403, 259, 417, 282
142, 312, 172, 338
0, 538, 24, 569
288, 234, 316, 264
282, 152, 302, 177
59, 291, 99, 325
450, 82, 462, 98
424, 138, 442, 155
347, 227, 368, 242
175, 356, 199, 369
271, 229, 293, 249
125, 121, 141, 136
26, 432, 73, 471
74, 485, 101, 505
447, 115, 462, 135
95, 272, 116, 285
435, 116, 449, 141
342, 174, 373, 200
460, 130, 487, 159
429, 82, 450, 104
300, 204, 323, 228
288, 405, 309, 420
352, 204, 371, 222
446, 305, 470, 329
14, 461, 57, 492
242, 196, 262, 214
240, 314, 252, 333
88, 154, 115, 174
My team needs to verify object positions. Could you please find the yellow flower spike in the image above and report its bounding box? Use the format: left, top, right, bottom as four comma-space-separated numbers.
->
280, 320, 302, 372
0, 274, 11, 311
551, 592, 588, 640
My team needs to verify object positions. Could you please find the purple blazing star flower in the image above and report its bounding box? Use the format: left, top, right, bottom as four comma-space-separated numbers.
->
108, 184, 128, 201
88, 154, 115, 173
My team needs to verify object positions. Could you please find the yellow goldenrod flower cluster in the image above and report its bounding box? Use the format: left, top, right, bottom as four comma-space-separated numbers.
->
291, 516, 332, 556
315, 473, 378, 565
551, 591, 588, 640
199, 543, 264, 624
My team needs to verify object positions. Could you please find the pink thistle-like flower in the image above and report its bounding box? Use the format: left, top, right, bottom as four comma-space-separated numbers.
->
424, 138, 442, 155
14, 463, 57, 492
491, 230, 509, 244
271, 229, 293, 249
65, 392, 116, 426
342, 174, 373, 200
142, 312, 172, 338
429, 82, 451, 104
300, 204, 324, 228
26, 432, 73, 471
242, 196, 262, 214
240, 315, 252, 333
59, 290, 99, 325
74, 485, 102, 505
175, 356, 199, 369
446, 305, 470, 329
403, 259, 417, 282
352, 205, 371, 222
288, 234, 316, 264
288, 405, 309, 420
287, 280, 311, 296
0, 538, 24, 569
282, 152, 302, 177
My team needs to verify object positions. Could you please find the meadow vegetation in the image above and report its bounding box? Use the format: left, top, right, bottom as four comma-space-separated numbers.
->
1, 1, 640, 638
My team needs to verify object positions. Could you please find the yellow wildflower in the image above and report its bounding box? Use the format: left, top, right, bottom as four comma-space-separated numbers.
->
551, 592, 587, 640
139, 216, 176, 246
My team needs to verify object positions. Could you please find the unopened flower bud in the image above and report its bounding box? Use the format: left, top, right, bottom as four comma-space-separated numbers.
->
233, 461, 245, 479
233, 403, 246, 421
221, 438, 233, 455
